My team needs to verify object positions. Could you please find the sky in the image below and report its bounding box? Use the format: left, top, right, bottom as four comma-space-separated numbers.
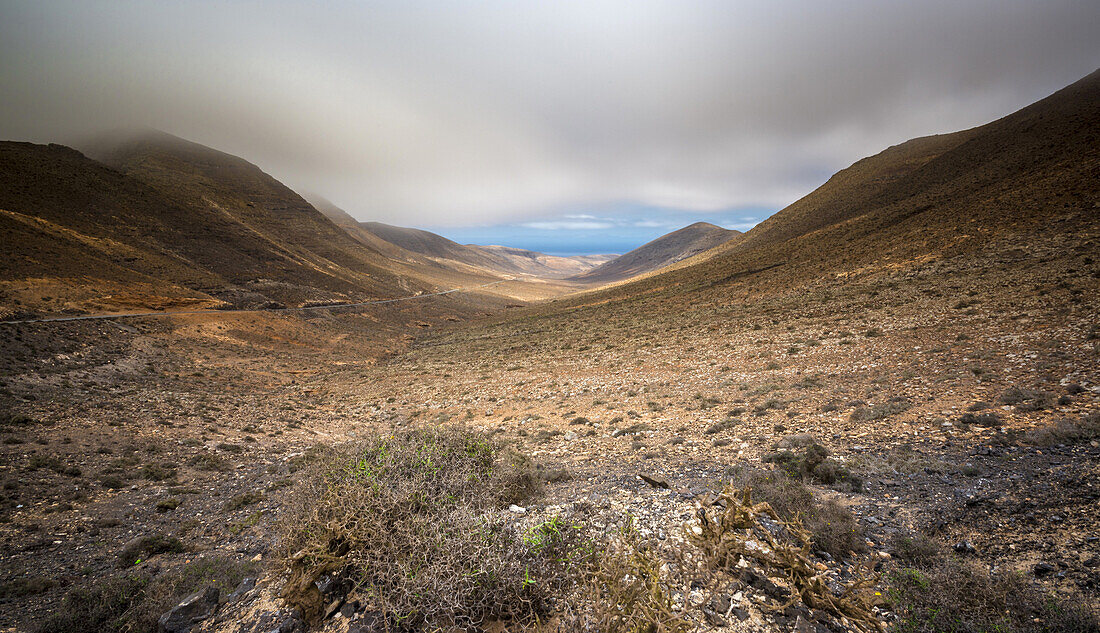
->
1, 1, 1098, 254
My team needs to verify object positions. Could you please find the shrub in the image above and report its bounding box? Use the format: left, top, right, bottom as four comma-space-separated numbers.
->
224, 491, 262, 511
0, 575, 56, 598
763, 436, 863, 493
279, 426, 559, 629
887, 557, 1099, 633
187, 453, 229, 472
689, 486, 878, 628
959, 411, 1002, 427
1024, 412, 1100, 446
1000, 387, 1054, 412
727, 468, 865, 559
34, 574, 147, 633
558, 524, 692, 633
36, 556, 256, 633
139, 463, 176, 481
849, 400, 910, 422
889, 533, 943, 567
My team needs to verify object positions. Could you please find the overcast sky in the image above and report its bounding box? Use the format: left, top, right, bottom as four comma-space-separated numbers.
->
1, 1, 1098, 253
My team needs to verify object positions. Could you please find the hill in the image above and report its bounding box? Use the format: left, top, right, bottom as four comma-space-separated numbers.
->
357, 221, 614, 279
0, 133, 526, 318
571, 221, 742, 283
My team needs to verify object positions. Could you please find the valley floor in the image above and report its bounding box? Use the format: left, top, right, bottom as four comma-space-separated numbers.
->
0, 227, 1097, 631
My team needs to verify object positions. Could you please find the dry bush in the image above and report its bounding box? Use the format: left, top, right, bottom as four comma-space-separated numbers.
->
1024, 411, 1100, 446
36, 556, 255, 633
887, 557, 1099, 633
1000, 386, 1055, 411
545, 522, 692, 633
763, 435, 863, 493
689, 485, 882, 632
279, 426, 559, 630
850, 400, 910, 422
726, 467, 865, 559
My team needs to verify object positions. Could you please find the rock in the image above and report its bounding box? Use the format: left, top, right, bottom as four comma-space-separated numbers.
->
225, 577, 256, 604
324, 597, 344, 619
708, 594, 732, 614
639, 473, 670, 489
509, 504, 527, 514
1034, 562, 1056, 577
794, 615, 816, 633
158, 585, 219, 633
314, 574, 338, 595
563, 431, 577, 441
704, 609, 727, 626
953, 540, 976, 554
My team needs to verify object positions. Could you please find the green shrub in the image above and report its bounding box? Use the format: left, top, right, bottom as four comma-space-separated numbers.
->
279, 426, 559, 629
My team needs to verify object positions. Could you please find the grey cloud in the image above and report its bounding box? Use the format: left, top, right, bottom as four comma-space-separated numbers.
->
1, 0, 1097, 226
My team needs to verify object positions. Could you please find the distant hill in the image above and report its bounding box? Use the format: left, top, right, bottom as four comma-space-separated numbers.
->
354, 221, 615, 279
571, 222, 741, 283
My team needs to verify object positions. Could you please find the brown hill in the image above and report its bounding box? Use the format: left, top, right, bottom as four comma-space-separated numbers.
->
1, 133, 521, 318
571, 221, 742, 283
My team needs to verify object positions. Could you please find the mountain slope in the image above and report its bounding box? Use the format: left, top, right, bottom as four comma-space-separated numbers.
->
310, 196, 599, 300
560, 68, 1100, 311
0, 134, 446, 317
571, 222, 742, 283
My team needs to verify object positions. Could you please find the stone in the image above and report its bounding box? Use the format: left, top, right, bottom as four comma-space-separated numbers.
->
509, 504, 527, 513
158, 585, 219, 633
639, 473, 670, 489
225, 576, 256, 604
704, 609, 727, 626
1034, 562, 1056, 576
708, 594, 732, 614
953, 540, 976, 554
